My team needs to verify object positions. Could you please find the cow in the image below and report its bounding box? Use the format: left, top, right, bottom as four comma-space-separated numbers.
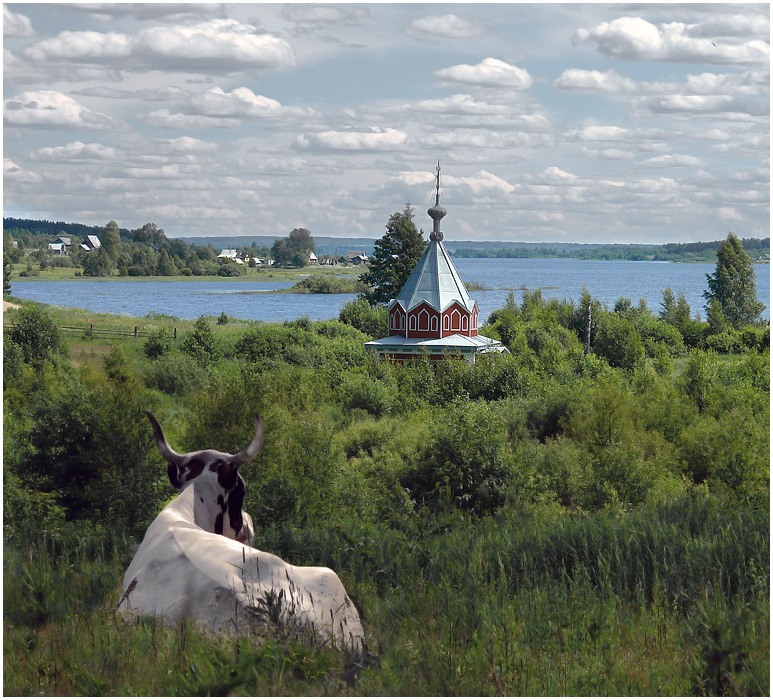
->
118, 411, 365, 656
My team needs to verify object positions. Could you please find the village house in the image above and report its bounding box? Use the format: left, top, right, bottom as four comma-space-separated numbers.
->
49, 236, 72, 255
80, 235, 102, 252
338, 251, 369, 265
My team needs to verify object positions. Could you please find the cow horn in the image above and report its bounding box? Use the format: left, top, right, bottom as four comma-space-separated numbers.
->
144, 410, 184, 465
230, 416, 264, 468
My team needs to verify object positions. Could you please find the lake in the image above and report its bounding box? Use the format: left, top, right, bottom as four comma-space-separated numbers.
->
10, 259, 770, 323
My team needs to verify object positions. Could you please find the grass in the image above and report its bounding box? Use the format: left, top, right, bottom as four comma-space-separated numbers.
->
3, 492, 768, 696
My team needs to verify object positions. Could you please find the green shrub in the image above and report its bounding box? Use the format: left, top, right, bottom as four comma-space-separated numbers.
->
344, 374, 396, 417
338, 296, 388, 339
143, 351, 210, 396
143, 327, 173, 359
402, 402, 512, 515
592, 313, 645, 371
7, 304, 66, 366
181, 316, 220, 364
703, 330, 744, 354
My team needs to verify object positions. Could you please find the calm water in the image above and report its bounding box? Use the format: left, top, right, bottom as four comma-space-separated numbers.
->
10, 259, 770, 323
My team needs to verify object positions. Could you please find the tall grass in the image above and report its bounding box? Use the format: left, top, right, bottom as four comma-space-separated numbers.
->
4, 490, 768, 695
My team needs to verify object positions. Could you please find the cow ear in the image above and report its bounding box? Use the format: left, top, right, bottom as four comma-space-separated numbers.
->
167, 461, 182, 489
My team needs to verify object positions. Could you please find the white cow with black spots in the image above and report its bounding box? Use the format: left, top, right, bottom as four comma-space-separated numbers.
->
118, 412, 365, 655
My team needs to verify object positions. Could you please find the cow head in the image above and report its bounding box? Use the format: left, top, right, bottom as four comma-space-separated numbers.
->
144, 411, 263, 545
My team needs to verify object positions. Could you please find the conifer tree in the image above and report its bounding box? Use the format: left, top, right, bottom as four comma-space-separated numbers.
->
360, 204, 425, 305
703, 233, 764, 329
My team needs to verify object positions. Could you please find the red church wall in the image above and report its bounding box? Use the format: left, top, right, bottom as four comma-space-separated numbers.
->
389, 306, 406, 336
441, 301, 479, 338
406, 302, 441, 339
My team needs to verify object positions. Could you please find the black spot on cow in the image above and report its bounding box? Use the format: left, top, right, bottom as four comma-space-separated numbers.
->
214, 512, 224, 536
228, 476, 246, 539
181, 457, 207, 484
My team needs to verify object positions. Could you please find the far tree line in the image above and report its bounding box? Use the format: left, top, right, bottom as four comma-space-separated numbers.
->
2, 221, 326, 285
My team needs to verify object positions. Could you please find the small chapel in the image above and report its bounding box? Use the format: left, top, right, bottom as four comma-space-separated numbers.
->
365, 165, 507, 362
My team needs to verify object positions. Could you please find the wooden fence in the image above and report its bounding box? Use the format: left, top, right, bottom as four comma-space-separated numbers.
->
4, 322, 177, 340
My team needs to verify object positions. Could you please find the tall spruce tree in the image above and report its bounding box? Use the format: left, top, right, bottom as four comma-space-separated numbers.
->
703, 233, 765, 329
360, 204, 425, 305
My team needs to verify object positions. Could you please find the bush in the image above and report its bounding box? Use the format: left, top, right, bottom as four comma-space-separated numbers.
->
402, 402, 512, 515
338, 296, 388, 339
592, 313, 645, 370
344, 374, 396, 417
703, 330, 744, 354
181, 316, 220, 364
143, 352, 210, 396
7, 305, 66, 366
143, 327, 173, 359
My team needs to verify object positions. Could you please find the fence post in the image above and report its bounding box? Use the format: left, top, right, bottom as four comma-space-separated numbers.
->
173, 327, 177, 340
134, 326, 138, 338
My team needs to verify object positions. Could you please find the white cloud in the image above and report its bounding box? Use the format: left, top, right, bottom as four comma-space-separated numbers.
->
686, 13, 770, 39
577, 16, 770, 65
189, 86, 320, 121
4, 158, 42, 183
151, 136, 218, 154
31, 141, 118, 162
293, 128, 408, 152
22, 19, 295, 72
3, 90, 123, 129
23, 30, 132, 61
281, 4, 370, 25
554, 68, 636, 93
637, 154, 706, 168
4, 6, 35, 37
435, 57, 533, 89
139, 109, 240, 129
410, 93, 510, 116
408, 14, 487, 38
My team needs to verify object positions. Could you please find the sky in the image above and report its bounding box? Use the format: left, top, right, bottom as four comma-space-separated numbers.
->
3, 2, 770, 244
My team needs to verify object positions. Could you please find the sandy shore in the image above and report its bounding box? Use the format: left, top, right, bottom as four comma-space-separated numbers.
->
3, 301, 21, 312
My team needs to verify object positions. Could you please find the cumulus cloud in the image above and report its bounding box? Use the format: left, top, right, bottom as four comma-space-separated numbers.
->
435, 57, 533, 89
22, 19, 295, 72
293, 128, 407, 152
31, 141, 118, 162
408, 14, 487, 38
3, 90, 124, 129
190, 86, 320, 121
74, 85, 191, 101
554, 68, 636, 93
576, 16, 770, 65
637, 154, 706, 168
410, 93, 510, 116
281, 4, 371, 25
4, 6, 35, 37
4, 158, 42, 183
138, 109, 240, 129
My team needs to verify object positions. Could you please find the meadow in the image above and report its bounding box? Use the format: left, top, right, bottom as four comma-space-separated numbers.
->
3, 290, 769, 696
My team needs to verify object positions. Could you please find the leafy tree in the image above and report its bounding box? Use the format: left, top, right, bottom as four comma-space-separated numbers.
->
8, 305, 66, 366
101, 220, 121, 260
144, 327, 173, 359
288, 227, 315, 254
271, 228, 314, 268
338, 296, 388, 338
131, 222, 166, 250
82, 247, 113, 277
3, 251, 11, 294
360, 204, 425, 305
704, 233, 765, 329
181, 316, 220, 364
